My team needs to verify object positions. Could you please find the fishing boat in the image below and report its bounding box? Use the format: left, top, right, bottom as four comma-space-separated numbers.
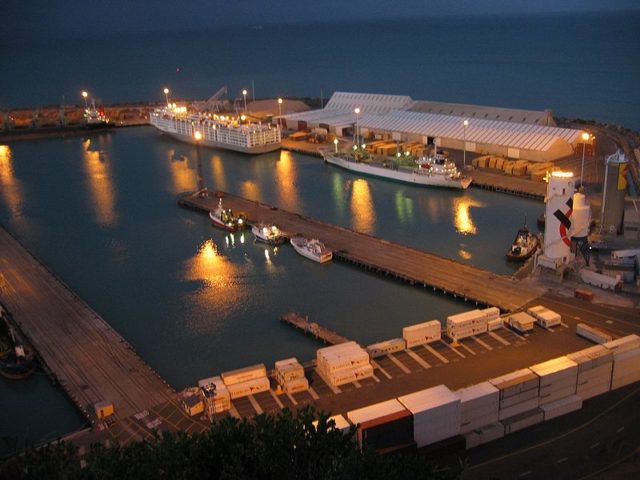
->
506, 222, 540, 261
252, 224, 286, 245
290, 236, 333, 263
321, 148, 471, 190
84, 100, 111, 129
209, 198, 246, 232
150, 106, 281, 154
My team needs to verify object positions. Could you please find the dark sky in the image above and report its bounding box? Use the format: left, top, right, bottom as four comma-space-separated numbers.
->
3, 0, 639, 42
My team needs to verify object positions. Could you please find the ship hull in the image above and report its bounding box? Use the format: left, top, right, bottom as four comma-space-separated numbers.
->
323, 152, 471, 189
160, 130, 281, 154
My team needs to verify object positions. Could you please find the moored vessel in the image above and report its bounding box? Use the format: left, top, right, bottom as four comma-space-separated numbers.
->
252, 224, 286, 245
321, 148, 471, 190
209, 198, 246, 232
506, 222, 540, 261
290, 236, 333, 263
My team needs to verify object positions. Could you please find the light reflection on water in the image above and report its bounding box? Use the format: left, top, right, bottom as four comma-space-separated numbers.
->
394, 190, 414, 224
274, 150, 302, 211
350, 178, 376, 234
0, 144, 23, 218
81, 139, 117, 226
210, 154, 227, 192
454, 197, 485, 235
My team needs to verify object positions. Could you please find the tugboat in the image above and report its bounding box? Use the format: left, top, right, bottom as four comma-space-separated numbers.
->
290, 236, 333, 263
0, 316, 36, 380
209, 198, 246, 232
252, 224, 286, 245
506, 219, 540, 261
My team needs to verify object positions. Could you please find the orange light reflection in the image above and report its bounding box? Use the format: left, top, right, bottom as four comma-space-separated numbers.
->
350, 179, 376, 234
167, 148, 197, 193
0, 145, 24, 218
81, 139, 117, 226
274, 150, 302, 211
453, 197, 484, 235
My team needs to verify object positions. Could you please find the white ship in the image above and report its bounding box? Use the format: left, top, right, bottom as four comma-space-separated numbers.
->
321, 149, 471, 190
252, 224, 286, 245
150, 106, 281, 154
290, 236, 333, 263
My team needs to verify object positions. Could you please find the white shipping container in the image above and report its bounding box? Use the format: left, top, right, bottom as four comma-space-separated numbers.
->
274, 357, 299, 370
366, 338, 406, 358
221, 364, 267, 386
353, 364, 375, 380
487, 318, 504, 331
461, 402, 501, 423
312, 414, 351, 434
539, 385, 578, 405
465, 422, 505, 449
508, 312, 535, 332
527, 305, 547, 317
498, 397, 540, 420
535, 310, 562, 328
576, 323, 613, 344
567, 345, 614, 372
457, 382, 499, 407
403, 319, 441, 337
577, 363, 613, 382
318, 352, 370, 373
460, 412, 500, 435
530, 357, 578, 388
226, 376, 270, 399
611, 347, 640, 373
319, 368, 356, 386
603, 335, 640, 355
502, 408, 544, 434
577, 381, 611, 400
499, 388, 539, 409
317, 342, 359, 360
541, 395, 582, 421
481, 307, 501, 321
490, 369, 540, 399
612, 371, 640, 390
347, 398, 408, 426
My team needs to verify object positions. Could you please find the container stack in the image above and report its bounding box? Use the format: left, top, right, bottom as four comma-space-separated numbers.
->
487, 317, 504, 331
398, 384, 461, 447
347, 399, 414, 451
198, 376, 231, 414
456, 381, 500, 434
465, 422, 505, 449
540, 395, 583, 421
529, 356, 578, 409
507, 312, 535, 333
489, 369, 540, 420
576, 323, 613, 344
502, 408, 544, 434
481, 307, 500, 322
403, 320, 441, 348
603, 335, 640, 389
221, 364, 270, 400
526, 305, 562, 329
366, 338, 406, 358
446, 310, 488, 342
316, 342, 374, 387
274, 358, 308, 394
566, 345, 613, 400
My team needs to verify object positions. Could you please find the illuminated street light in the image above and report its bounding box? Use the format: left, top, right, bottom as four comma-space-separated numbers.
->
277, 97, 283, 118
242, 89, 248, 112
580, 131, 590, 189
354, 107, 361, 149
463, 119, 469, 169
163, 87, 170, 107
333, 137, 339, 153
194, 131, 204, 192
81, 91, 88, 110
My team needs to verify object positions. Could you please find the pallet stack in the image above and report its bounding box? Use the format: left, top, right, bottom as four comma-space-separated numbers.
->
603, 335, 640, 389
566, 345, 613, 400
221, 364, 270, 399
274, 357, 308, 394
403, 320, 441, 348
446, 309, 488, 342
456, 381, 500, 434
489, 369, 540, 420
316, 342, 374, 387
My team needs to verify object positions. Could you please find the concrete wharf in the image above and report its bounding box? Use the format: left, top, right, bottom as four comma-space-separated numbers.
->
180, 191, 543, 311
281, 312, 350, 346
0, 226, 207, 444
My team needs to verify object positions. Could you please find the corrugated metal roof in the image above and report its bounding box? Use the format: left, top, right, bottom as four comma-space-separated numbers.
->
410, 100, 555, 126
325, 92, 413, 114
359, 110, 581, 152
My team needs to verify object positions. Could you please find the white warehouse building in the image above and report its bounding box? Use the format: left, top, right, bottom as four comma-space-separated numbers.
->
280, 92, 585, 162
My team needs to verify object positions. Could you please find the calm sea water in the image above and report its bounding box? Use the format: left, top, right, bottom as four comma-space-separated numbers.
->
0, 12, 637, 453
1, 13, 639, 129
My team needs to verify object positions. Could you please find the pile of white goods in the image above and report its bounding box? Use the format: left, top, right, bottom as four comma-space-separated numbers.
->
403, 320, 441, 348
316, 342, 373, 387
507, 312, 535, 333
446, 309, 488, 342
456, 381, 500, 434
567, 345, 613, 400
527, 305, 562, 329
198, 376, 231, 414
576, 323, 613, 344
312, 414, 352, 435
603, 335, 640, 389
274, 357, 308, 394
221, 364, 270, 399
366, 338, 406, 359
398, 384, 461, 448
489, 368, 540, 420
347, 398, 414, 451
465, 422, 505, 449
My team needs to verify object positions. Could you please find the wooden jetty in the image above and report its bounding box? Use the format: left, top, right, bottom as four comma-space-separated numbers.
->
0, 226, 206, 442
281, 312, 350, 346
180, 191, 543, 311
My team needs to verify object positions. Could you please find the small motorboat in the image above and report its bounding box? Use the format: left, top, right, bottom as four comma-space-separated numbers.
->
252, 224, 286, 245
506, 221, 539, 261
0, 344, 37, 380
290, 236, 332, 263
209, 198, 246, 232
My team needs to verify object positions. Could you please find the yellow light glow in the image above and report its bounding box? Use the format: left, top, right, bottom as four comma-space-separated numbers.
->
277, 98, 283, 104
354, 107, 360, 115
240, 115, 246, 121
551, 171, 574, 178
463, 119, 469, 127
81, 91, 88, 98
458, 249, 472, 260
242, 89, 247, 96
351, 178, 375, 234
581, 132, 590, 141
0, 145, 24, 218
194, 131, 202, 141
81, 139, 117, 226
333, 138, 339, 145
163, 88, 169, 94
241, 179, 260, 200
275, 150, 302, 211
454, 197, 484, 235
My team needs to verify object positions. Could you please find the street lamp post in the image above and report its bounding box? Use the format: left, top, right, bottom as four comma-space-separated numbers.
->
354, 107, 361, 150
242, 89, 248, 113
277, 97, 283, 123
194, 131, 204, 193
81, 91, 88, 110
163, 88, 170, 107
463, 119, 469, 169
333, 137, 339, 153
580, 131, 590, 189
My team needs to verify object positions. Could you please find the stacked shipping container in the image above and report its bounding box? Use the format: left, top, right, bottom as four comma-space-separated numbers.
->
446, 310, 488, 342
529, 356, 578, 405
274, 357, 308, 394
403, 320, 441, 348
527, 305, 562, 328
489, 369, 540, 420
456, 381, 500, 434
316, 342, 374, 387
198, 376, 232, 413
604, 335, 640, 389
221, 364, 270, 399
366, 338, 406, 358
347, 399, 414, 451
566, 345, 613, 400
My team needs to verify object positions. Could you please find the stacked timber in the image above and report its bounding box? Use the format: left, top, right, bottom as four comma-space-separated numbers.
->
366, 338, 406, 359
221, 364, 270, 399
398, 385, 461, 447
576, 323, 613, 344
316, 342, 373, 387
566, 345, 613, 400
312, 414, 352, 434
347, 399, 414, 451
274, 358, 308, 394
527, 305, 562, 328
465, 422, 505, 449
489, 369, 540, 420
529, 356, 578, 405
508, 312, 535, 333
198, 376, 231, 413
446, 309, 487, 342
403, 320, 441, 348
603, 335, 640, 389
456, 381, 500, 434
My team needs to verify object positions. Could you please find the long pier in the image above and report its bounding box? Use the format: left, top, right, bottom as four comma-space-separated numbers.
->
180, 191, 543, 311
281, 312, 350, 346
0, 226, 207, 444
